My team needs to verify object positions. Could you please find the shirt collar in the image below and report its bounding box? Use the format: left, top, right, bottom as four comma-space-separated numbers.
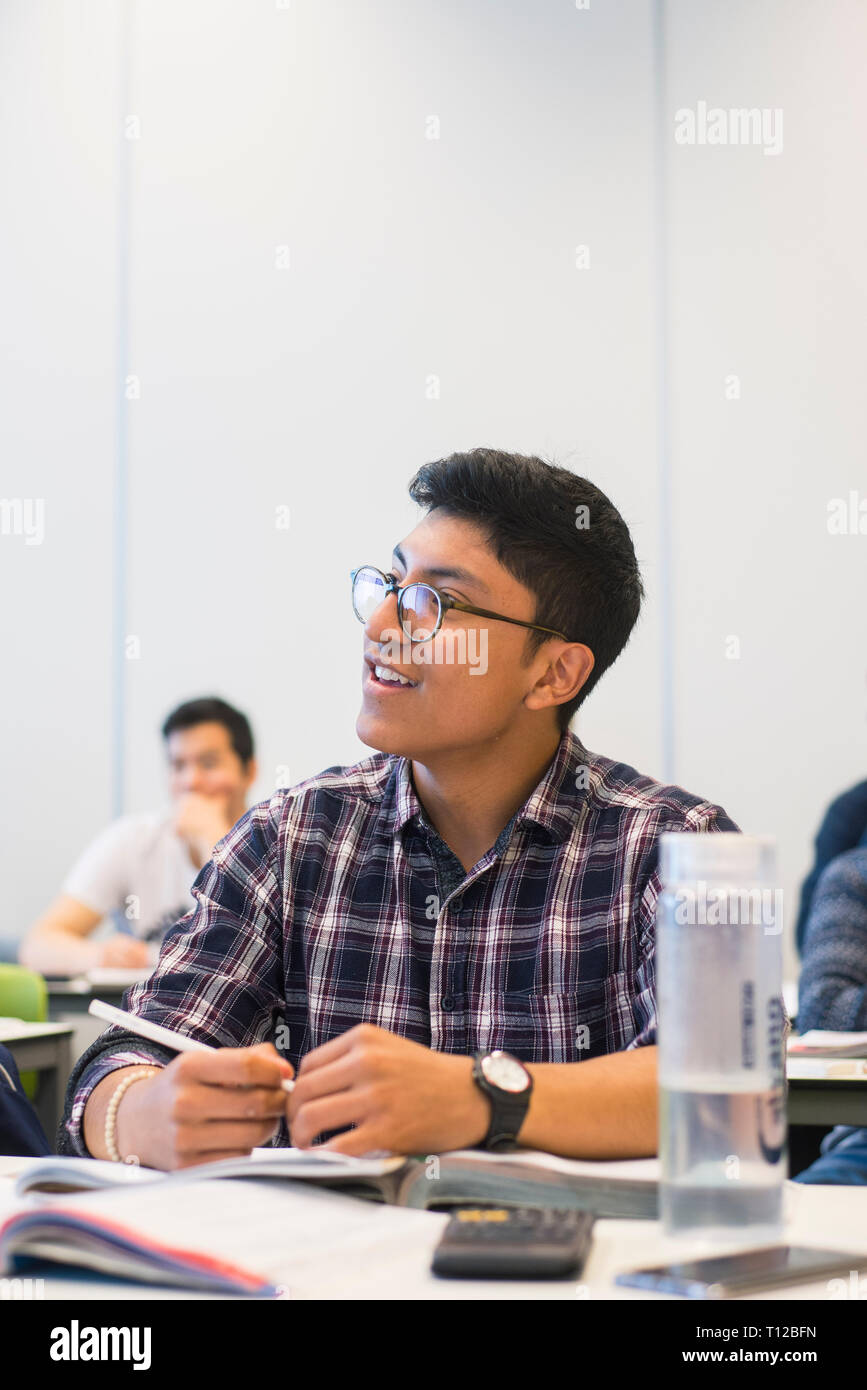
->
390, 729, 585, 846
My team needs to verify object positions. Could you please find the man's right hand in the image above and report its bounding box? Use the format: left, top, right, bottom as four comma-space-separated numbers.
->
84, 1043, 294, 1170
173, 791, 234, 865
98, 935, 151, 968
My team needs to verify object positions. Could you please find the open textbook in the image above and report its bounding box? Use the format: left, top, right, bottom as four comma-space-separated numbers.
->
1, 1147, 658, 1293
12, 1145, 659, 1217
0, 1176, 446, 1297
1, 1150, 655, 1289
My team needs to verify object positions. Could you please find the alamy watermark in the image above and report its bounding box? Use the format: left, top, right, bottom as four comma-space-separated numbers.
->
0, 497, 44, 545
675, 101, 783, 156
378, 625, 488, 676
674, 881, 783, 934
1, 1276, 44, 1299
827, 491, 867, 535
827, 1270, 867, 1299
50, 1321, 151, 1369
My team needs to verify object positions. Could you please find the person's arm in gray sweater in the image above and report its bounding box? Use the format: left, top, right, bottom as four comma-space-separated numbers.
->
798, 847, 867, 1033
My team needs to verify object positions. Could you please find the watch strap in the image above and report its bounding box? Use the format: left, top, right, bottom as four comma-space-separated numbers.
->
472, 1051, 532, 1151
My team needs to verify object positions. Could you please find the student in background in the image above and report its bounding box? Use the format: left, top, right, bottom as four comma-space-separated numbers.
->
795, 779, 867, 954
19, 697, 258, 977
794, 846, 867, 1184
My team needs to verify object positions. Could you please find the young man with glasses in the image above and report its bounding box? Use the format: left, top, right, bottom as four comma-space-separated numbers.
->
60, 448, 738, 1169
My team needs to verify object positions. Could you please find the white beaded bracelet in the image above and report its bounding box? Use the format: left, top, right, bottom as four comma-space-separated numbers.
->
105, 1067, 160, 1163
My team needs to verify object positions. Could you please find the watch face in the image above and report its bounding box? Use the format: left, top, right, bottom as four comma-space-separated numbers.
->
481, 1051, 530, 1094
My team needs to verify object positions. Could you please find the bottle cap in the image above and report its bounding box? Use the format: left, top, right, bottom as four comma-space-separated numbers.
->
659, 832, 776, 885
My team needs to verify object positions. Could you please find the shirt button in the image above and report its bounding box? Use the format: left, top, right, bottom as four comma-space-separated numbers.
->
440, 994, 456, 1012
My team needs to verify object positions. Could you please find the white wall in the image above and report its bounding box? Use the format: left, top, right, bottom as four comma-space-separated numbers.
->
2, 1, 865, 986
664, 0, 867, 970
0, 1, 122, 939
121, 0, 662, 824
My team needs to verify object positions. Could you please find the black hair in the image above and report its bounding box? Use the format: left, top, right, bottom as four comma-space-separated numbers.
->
408, 447, 644, 729
161, 697, 255, 765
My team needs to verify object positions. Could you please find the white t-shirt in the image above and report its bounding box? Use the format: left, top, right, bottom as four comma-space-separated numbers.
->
62, 812, 200, 943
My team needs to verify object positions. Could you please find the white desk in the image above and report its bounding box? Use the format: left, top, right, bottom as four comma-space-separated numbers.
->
1, 1156, 865, 1301
47, 976, 145, 1057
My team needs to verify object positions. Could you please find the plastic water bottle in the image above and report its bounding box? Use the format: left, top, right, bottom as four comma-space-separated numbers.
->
657, 833, 787, 1243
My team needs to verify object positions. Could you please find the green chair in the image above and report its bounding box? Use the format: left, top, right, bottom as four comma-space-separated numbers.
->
0, 963, 48, 1101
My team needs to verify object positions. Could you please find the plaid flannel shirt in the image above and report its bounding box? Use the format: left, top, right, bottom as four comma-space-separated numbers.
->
60, 730, 739, 1154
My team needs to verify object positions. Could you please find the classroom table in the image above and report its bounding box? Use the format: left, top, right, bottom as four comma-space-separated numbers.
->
0, 1021, 73, 1140
47, 974, 147, 1057
787, 1058, 867, 1127
47, 980, 130, 1019
0, 1155, 865, 1301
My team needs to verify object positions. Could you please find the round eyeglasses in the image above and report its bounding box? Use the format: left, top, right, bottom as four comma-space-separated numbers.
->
350, 565, 570, 644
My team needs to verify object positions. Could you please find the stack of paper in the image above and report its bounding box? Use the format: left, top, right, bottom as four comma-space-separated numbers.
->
787, 1030, 867, 1058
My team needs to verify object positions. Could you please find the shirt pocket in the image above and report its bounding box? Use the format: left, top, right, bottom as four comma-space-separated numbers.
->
496, 972, 631, 1063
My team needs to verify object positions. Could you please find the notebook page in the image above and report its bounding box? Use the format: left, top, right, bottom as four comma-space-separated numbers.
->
227, 1147, 405, 1175
786, 1057, 867, 1080
788, 1030, 867, 1056
14, 1149, 404, 1198
10, 1177, 445, 1293
14, 1157, 165, 1197
441, 1148, 660, 1183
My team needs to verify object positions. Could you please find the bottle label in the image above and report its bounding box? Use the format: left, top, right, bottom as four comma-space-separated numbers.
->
740, 980, 756, 1068
758, 994, 787, 1166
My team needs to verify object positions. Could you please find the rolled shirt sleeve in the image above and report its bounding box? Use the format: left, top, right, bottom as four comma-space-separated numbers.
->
624, 801, 742, 1051
626, 868, 661, 1050
59, 795, 287, 1157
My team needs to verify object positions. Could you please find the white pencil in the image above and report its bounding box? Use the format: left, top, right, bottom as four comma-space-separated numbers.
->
88, 999, 295, 1093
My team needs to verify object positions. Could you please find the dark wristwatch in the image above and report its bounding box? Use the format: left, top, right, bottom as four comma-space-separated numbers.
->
471, 1050, 534, 1151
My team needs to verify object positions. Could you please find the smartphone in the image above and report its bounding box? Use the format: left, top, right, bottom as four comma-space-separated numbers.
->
615, 1244, 867, 1298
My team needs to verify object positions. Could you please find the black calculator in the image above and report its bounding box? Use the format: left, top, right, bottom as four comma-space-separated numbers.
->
431, 1206, 596, 1279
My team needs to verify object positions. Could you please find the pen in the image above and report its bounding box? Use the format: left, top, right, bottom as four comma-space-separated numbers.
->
88, 999, 295, 1093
